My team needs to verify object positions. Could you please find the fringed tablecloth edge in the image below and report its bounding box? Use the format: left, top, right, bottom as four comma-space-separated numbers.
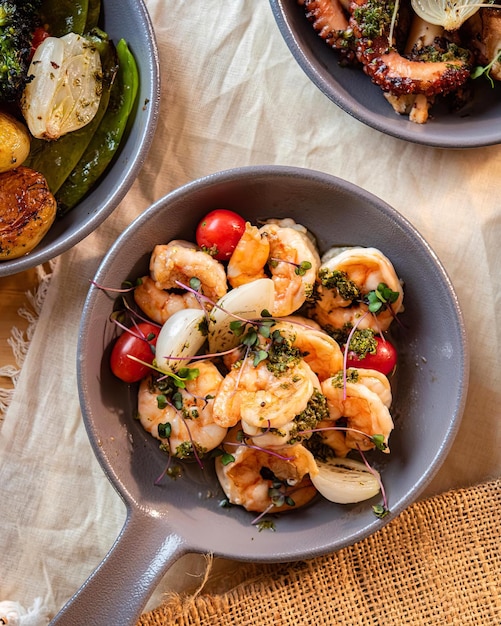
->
0, 260, 56, 417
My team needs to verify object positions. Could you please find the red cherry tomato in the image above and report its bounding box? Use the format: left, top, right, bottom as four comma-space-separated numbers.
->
30, 27, 50, 59
195, 209, 246, 261
346, 335, 397, 375
110, 322, 159, 383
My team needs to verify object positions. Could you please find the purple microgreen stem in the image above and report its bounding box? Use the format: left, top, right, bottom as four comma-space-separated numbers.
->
342, 310, 370, 399
121, 295, 161, 327
180, 417, 204, 470
91, 279, 136, 294
300, 426, 387, 452
250, 503, 276, 527
154, 454, 173, 485
222, 439, 295, 462
126, 354, 198, 388
357, 445, 390, 517
174, 279, 275, 328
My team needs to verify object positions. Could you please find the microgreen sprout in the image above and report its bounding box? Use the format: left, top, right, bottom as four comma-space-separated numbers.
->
189, 276, 202, 291
126, 353, 200, 389
248, 468, 298, 528
365, 282, 400, 314
269, 257, 312, 276
472, 48, 501, 87
212, 448, 235, 465
157, 422, 172, 438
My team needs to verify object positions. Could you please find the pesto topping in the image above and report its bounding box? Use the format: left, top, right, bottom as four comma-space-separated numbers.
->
346, 328, 377, 358
352, 0, 396, 39
175, 441, 207, 460
266, 331, 302, 376
331, 369, 361, 388
287, 390, 329, 444
318, 268, 361, 302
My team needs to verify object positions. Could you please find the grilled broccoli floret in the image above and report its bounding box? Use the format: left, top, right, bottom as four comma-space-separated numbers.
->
0, 0, 42, 102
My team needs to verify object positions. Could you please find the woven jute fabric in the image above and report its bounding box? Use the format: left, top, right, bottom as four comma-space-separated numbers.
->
138, 478, 501, 626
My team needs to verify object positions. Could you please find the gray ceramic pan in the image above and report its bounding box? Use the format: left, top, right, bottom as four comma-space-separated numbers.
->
269, 0, 501, 148
53, 166, 468, 624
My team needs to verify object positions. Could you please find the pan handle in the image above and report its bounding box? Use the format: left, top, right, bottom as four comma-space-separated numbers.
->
49, 508, 186, 625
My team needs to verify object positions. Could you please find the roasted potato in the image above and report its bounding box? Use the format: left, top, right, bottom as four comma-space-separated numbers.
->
0, 111, 31, 173
0, 166, 57, 260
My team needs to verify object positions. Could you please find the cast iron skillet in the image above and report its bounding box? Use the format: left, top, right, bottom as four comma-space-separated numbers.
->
54, 166, 468, 624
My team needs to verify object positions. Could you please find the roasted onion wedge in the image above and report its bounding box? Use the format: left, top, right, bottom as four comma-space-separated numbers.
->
311, 456, 381, 504
0, 166, 57, 260
155, 308, 206, 371
208, 278, 275, 353
21, 33, 103, 140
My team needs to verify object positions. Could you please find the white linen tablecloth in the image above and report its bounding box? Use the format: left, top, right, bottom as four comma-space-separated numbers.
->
1, 0, 501, 620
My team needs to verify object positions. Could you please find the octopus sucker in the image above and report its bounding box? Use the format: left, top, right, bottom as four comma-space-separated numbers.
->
302, 0, 352, 51
348, 0, 473, 96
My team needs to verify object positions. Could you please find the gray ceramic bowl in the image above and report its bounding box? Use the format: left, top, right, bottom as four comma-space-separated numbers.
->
63, 166, 468, 625
0, 0, 160, 278
269, 0, 501, 148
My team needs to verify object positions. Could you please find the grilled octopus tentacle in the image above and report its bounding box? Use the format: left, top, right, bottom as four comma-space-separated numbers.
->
301, 0, 352, 51
303, 0, 349, 44
348, 0, 473, 97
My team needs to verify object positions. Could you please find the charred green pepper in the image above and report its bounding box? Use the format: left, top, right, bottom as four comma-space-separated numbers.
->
40, 0, 88, 36
56, 38, 139, 214
84, 0, 101, 32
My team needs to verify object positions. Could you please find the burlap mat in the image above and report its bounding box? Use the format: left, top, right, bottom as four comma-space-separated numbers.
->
138, 478, 501, 625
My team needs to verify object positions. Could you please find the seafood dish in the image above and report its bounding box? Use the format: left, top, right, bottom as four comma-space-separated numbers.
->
299, 0, 501, 124
106, 212, 405, 525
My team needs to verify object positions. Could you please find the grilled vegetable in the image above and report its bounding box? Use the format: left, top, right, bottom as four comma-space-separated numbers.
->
56, 38, 138, 213
0, 0, 42, 102
0, 109, 30, 172
24, 30, 118, 194
21, 32, 103, 140
0, 165, 56, 259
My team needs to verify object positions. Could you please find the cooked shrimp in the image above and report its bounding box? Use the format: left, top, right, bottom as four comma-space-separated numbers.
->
351, 368, 392, 408
314, 247, 403, 332
227, 223, 270, 288
150, 239, 228, 301
241, 388, 329, 448
318, 379, 394, 456
134, 276, 202, 325
260, 222, 321, 317
272, 317, 343, 381
137, 360, 226, 459
212, 356, 320, 430
215, 425, 318, 513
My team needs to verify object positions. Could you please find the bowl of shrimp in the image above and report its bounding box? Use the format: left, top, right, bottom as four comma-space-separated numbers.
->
0, 0, 160, 277
269, 0, 501, 147
69, 165, 468, 624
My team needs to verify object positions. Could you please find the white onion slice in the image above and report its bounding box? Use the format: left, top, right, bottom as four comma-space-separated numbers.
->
155, 309, 206, 371
311, 457, 380, 504
22, 33, 102, 140
208, 278, 275, 353
410, 0, 484, 31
